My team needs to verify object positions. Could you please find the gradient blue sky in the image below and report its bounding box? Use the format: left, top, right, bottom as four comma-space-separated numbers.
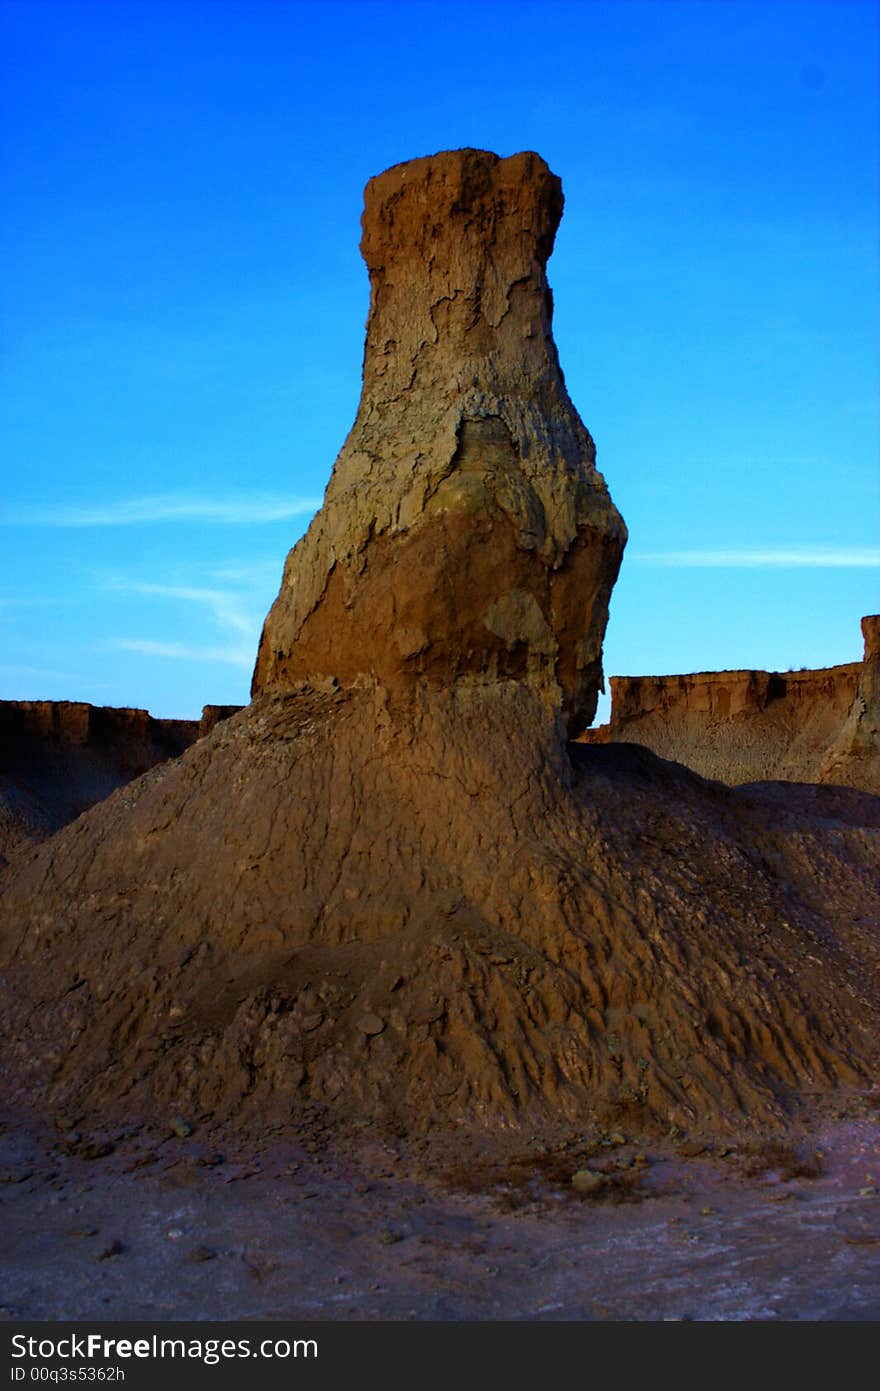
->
2, 0, 878, 720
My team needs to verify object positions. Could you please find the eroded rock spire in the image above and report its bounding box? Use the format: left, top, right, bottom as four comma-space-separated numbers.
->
253, 148, 626, 734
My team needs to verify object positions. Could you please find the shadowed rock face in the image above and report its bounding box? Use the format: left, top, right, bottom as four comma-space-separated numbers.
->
0, 701, 199, 864
253, 149, 626, 735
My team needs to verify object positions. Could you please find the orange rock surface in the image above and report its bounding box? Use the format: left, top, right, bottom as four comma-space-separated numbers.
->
582, 616, 879, 794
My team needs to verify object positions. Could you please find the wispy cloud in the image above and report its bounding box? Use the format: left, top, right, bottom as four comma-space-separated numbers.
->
108, 639, 253, 670
104, 579, 259, 641
0, 662, 82, 682
208, 560, 283, 585
630, 546, 880, 569
6, 493, 321, 527
99, 575, 263, 672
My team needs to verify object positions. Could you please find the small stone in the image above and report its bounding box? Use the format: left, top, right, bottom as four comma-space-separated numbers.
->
189, 1246, 217, 1263
859, 1186, 877, 1197
357, 1013, 385, 1036
80, 1141, 114, 1161
678, 1140, 706, 1158
700, 1206, 714, 1216
571, 1169, 606, 1195
166, 1227, 185, 1240
379, 1229, 403, 1245
609, 1132, 626, 1146
67, 1225, 98, 1238
300, 1012, 324, 1032
169, 1116, 193, 1138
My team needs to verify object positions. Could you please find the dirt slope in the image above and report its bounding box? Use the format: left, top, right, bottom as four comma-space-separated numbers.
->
1, 685, 876, 1144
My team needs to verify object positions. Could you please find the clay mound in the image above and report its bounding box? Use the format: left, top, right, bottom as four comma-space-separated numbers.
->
0, 686, 877, 1140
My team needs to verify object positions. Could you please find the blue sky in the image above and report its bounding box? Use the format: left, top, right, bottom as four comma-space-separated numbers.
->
1, 0, 877, 720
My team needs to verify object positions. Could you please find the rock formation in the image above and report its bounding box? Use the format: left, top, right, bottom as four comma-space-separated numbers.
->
253, 149, 626, 735
0, 151, 877, 1150
583, 616, 879, 794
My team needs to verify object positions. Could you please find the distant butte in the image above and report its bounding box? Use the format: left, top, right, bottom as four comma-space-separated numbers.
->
583, 615, 879, 794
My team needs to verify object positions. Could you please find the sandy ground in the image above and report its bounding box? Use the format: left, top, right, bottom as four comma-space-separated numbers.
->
1, 1102, 878, 1323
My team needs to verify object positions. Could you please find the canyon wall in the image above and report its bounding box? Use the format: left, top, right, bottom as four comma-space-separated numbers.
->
583, 616, 879, 793
0, 701, 209, 864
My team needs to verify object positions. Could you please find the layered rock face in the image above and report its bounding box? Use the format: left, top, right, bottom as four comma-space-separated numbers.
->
253, 149, 626, 735
0, 701, 199, 865
582, 616, 879, 794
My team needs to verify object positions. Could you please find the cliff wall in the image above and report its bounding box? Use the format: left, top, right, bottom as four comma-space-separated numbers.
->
0, 701, 203, 863
583, 616, 879, 793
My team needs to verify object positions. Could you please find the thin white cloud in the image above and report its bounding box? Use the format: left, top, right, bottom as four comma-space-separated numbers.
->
104, 580, 260, 641
109, 639, 253, 670
0, 662, 82, 681
208, 560, 283, 585
630, 546, 880, 569
98, 574, 264, 673
7, 493, 321, 527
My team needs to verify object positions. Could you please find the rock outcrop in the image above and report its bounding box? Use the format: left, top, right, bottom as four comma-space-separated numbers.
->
0, 151, 877, 1151
821, 616, 880, 791
582, 617, 879, 794
253, 149, 626, 736
198, 704, 245, 739
0, 701, 199, 865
